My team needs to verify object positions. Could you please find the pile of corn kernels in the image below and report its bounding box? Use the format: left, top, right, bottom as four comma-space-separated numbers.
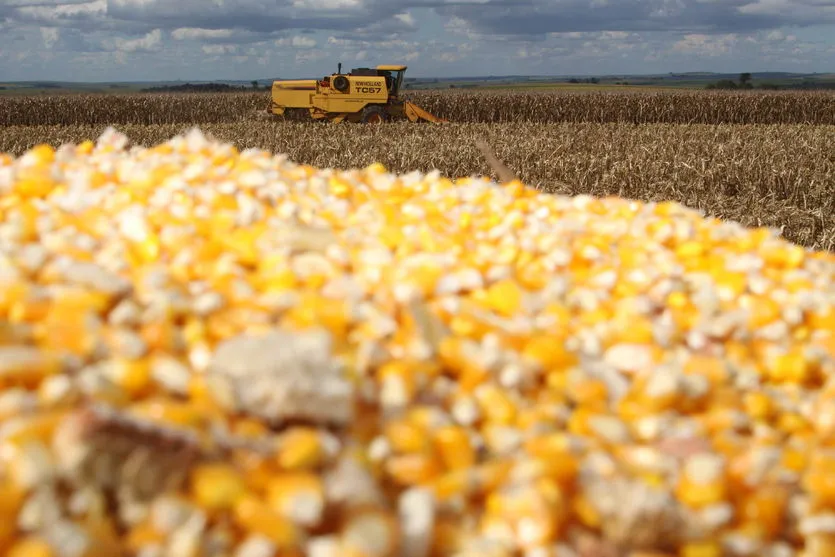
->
0, 127, 834, 557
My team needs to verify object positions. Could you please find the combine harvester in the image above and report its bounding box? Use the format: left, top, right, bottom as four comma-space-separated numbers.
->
268, 63, 447, 124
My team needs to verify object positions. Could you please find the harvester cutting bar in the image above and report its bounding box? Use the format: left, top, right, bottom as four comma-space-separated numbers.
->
404, 101, 448, 123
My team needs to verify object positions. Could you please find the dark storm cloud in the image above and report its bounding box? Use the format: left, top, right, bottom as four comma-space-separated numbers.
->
4, 0, 833, 42
434, 0, 835, 38
104, 0, 405, 34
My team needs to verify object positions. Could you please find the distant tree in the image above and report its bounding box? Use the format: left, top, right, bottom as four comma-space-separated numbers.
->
706, 79, 739, 90
737, 73, 753, 89
251, 80, 259, 90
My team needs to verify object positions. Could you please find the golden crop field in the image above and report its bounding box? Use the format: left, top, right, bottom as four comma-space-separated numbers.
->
2, 89, 835, 125
1, 89, 834, 251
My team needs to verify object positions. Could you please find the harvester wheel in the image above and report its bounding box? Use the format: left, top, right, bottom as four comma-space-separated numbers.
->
361, 105, 387, 124
333, 75, 349, 92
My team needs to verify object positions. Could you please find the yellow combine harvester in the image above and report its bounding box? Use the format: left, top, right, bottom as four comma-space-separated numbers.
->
268, 63, 447, 123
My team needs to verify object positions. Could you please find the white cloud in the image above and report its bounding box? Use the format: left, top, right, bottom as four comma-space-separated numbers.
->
172, 27, 234, 41
275, 35, 317, 48
292, 0, 363, 8
673, 33, 738, 56
395, 12, 415, 26
40, 27, 59, 49
0, 0, 833, 81
101, 28, 162, 52
202, 43, 238, 55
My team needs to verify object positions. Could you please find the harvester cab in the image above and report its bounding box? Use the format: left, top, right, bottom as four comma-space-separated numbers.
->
269, 63, 447, 124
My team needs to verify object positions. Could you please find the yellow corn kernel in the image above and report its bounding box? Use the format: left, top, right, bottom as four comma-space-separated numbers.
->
738, 485, 788, 540
77, 140, 94, 154
743, 391, 773, 421
486, 478, 566, 549
233, 495, 301, 548
778, 412, 809, 435
521, 335, 575, 372
140, 320, 182, 353
766, 348, 812, 384
128, 399, 203, 428
6, 537, 55, 557
0, 411, 66, 447
782, 448, 807, 473
0, 481, 24, 530
612, 314, 655, 344
14, 174, 54, 198
104, 359, 152, 397
680, 542, 721, 557
448, 312, 491, 341
233, 455, 278, 493
407, 263, 444, 298
684, 355, 729, 387
676, 476, 727, 509
762, 243, 805, 269
804, 452, 835, 506
474, 385, 516, 426
186, 375, 224, 415
284, 293, 349, 336
482, 278, 523, 317
384, 418, 429, 454
266, 473, 325, 527
277, 427, 324, 470
567, 407, 595, 436
572, 494, 601, 529
568, 377, 609, 409
808, 307, 835, 331
675, 240, 705, 259
231, 417, 270, 439
125, 521, 165, 553
190, 463, 247, 511
385, 453, 442, 486
430, 469, 472, 501
433, 425, 475, 471
0, 347, 63, 388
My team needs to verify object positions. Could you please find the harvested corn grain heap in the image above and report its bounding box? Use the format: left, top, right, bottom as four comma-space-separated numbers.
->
0, 127, 834, 557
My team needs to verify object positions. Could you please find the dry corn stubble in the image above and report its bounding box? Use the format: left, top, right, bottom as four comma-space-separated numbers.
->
2, 121, 833, 251
2, 89, 835, 126
0, 127, 834, 557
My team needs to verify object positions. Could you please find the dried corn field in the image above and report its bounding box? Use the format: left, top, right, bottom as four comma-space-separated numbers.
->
3, 89, 835, 125
2, 120, 834, 251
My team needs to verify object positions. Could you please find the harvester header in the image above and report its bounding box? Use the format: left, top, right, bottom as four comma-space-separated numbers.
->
268, 62, 447, 124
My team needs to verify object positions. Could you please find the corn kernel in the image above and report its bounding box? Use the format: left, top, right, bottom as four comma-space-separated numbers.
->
277, 427, 324, 470
433, 425, 475, 470
266, 473, 325, 527
190, 463, 247, 510
680, 542, 721, 557
234, 495, 301, 548
6, 537, 55, 557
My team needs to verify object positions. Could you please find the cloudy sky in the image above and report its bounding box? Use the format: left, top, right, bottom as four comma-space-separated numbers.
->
1, 0, 834, 82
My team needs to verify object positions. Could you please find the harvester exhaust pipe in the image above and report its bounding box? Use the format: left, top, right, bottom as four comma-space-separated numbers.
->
338, 62, 342, 74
